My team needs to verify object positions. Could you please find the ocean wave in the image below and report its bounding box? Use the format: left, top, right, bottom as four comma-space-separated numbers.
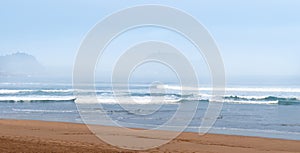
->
0, 89, 33, 94
0, 89, 74, 95
12, 108, 76, 113
224, 95, 300, 105
1, 87, 300, 105
159, 85, 300, 93
221, 99, 279, 105
1, 94, 299, 105
0, 96, 76, 102
75, 96, 182, 104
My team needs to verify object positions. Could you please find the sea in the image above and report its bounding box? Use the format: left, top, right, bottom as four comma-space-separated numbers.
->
1, 80, 300, 140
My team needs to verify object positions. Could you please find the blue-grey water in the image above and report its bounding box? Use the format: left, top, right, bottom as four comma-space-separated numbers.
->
1, 82, 300, 140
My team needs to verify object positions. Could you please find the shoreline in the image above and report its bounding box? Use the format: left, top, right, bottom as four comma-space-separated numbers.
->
1, 119, 300, 152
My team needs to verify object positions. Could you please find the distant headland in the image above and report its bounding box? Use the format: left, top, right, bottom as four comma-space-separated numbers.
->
0, 52, 43, 77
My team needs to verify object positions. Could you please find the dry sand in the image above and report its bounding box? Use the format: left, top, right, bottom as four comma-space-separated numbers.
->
0, 119, 299, 153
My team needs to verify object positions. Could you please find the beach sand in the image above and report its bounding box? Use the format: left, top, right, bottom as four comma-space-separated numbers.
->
0, 119, 299, 153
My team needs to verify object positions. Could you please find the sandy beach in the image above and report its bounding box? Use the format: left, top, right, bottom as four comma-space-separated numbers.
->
0, 119, 299, 153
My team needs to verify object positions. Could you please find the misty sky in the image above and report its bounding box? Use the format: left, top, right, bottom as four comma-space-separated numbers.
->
0, 0, 299, 82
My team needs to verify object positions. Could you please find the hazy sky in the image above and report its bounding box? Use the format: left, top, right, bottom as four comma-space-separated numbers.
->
0, 0, 299, 81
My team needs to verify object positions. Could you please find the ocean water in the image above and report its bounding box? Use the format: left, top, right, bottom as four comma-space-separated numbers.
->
1, 82, 300, 140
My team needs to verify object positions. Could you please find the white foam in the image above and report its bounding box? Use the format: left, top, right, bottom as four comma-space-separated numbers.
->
40, 89, 74, 93
75, 96, 181, 104
220, 99, 278, 105
0, 89, 31, 94
0, 89, 74, 94
159, 85, 300, 93
0, 96, 76, 102
12, 108, 75, 113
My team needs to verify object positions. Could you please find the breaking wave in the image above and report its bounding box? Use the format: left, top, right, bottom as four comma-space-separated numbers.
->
0, 88, 299, 105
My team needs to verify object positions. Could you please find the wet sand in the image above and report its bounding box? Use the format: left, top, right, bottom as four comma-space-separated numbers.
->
0, 119, 300, 153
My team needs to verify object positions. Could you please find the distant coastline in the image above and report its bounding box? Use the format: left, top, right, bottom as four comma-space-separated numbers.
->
0, 52, 43, 77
